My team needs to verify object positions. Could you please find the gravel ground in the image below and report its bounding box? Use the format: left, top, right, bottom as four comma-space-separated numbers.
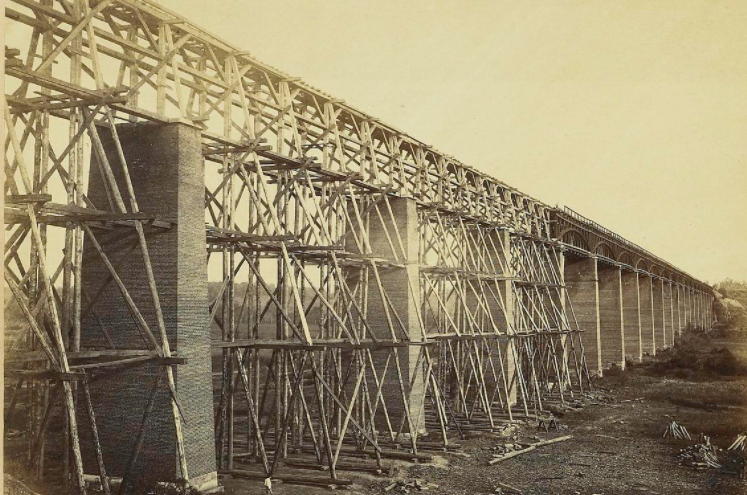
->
5, 336, 745, 495
222, 334, 747, 495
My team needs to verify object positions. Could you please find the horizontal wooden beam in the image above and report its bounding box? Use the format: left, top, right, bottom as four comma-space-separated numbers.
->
5, 194, 53, 204
211, 339, 408, 350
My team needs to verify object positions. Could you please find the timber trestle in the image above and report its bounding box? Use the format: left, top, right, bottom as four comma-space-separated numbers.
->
3, 0, 711, 492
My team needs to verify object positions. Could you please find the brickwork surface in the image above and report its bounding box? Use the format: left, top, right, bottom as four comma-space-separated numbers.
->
665, 282, 675, 346
355, 197, 425, 430
653, 279, 665, 350
676, 285, 684, 337
565, 257, 601, 375
638, 275, 655, 355
598, 265, 624, 369
621, 271, 641, 362
81, 123, 216, 484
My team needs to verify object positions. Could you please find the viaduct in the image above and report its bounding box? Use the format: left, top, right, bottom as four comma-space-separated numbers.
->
3, 0, 714, 492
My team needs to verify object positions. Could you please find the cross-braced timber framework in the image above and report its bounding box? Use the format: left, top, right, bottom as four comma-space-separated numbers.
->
2, 0, 710, 492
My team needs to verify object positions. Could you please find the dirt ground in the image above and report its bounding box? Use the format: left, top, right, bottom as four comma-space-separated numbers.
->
222, 332, 747, 495
4, 332, 745, 494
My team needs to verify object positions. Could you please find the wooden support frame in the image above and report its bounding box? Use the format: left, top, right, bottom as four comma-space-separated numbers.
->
4, 0, 708, 489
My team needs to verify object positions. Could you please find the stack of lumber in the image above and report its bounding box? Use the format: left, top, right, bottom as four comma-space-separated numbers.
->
663, 421, 691, 440
488, 435, 573, 465
728, 434, 747, 451
678, 437, 722, 469
492, 442, 531, 456
383, 479, 440, 493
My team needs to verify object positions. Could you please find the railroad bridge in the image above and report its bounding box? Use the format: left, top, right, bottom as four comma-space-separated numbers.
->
3, 0, 713, 492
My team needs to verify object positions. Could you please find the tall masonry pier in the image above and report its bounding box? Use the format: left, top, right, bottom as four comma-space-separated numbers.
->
555, 209, 713, 377
81, 123, 217, 491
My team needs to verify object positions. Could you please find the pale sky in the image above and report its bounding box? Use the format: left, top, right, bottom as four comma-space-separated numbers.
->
38, 1, 747, 283
158, 0, 747, 284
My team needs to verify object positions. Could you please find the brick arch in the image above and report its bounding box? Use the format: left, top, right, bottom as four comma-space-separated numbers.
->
560, 229, 590, 251
618, 252, 634, 266
635, 258, 649, 271
593, 241, 615, 259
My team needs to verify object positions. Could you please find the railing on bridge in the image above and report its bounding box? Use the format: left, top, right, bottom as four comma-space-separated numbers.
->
559, 206, 707, 289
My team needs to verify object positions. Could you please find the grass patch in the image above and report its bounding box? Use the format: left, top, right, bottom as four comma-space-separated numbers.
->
617, 330, 747, 413
629, 329, 747, 380
644, 378, 747, 410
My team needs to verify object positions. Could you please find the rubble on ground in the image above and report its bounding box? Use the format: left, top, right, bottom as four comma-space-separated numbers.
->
382, 479, 440, 493
491, 480, 524, 494
581, 389, 617, 405
490, 442, 533, 456
678, 436, 722, 469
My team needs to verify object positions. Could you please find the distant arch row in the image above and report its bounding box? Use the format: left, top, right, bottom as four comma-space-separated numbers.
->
559, 228, 695, 286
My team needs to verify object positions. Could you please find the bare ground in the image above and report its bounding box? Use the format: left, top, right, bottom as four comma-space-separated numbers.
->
222, 332, 747, 495
4, 333, 745, 494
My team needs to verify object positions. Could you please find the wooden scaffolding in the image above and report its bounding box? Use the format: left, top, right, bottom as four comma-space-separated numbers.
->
4, 0, 591, 491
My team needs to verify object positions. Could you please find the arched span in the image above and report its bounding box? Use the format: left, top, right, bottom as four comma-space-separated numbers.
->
618, 252, 634, 266
635, 258, 649, 272
593, 241, 615, 259
560, 229, 590, 251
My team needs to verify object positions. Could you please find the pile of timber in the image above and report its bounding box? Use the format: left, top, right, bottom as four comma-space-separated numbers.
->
282, 456, 385, 475
488, 435, 573, 465
491, 442, 532, 457
678, 437, 722, 470
381, 440, 460, 453
663, 421, 691, 440
728, 434, 747, 451
542, 400, 585, 415
383, 478, 440, 493
219, 469, 353, 488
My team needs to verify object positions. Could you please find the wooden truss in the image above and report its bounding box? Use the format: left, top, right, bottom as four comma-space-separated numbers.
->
4, 0, 594, 491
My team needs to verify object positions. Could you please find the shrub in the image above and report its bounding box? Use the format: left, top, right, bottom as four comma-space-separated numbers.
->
703, 347, 742, 376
